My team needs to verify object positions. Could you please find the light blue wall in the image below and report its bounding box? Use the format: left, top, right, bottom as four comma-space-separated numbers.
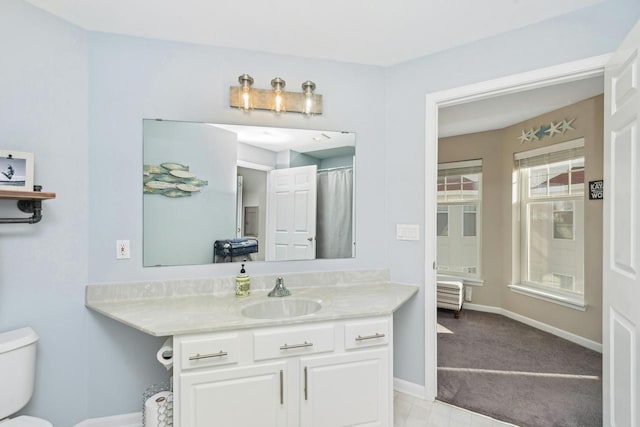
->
386, 0, 640, 385
0, 1, 90, 425
143, 120, 238, 266
1, 0, 639, 424
289, 151, 321, 168
86, 31, 388, 418
238, 142, 277, 168
87, 32, 388, 284
319, 155, 354, 170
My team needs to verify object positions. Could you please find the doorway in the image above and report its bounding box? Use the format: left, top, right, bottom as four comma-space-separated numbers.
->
432, 67, 605, 426
423, 54, 610, 400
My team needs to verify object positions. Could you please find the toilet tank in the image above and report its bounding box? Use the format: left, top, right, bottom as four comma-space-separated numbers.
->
0, 327, 38, 419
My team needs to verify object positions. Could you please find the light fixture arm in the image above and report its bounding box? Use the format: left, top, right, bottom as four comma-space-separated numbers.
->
302, 81, 316, 93
271, 77, 286, 92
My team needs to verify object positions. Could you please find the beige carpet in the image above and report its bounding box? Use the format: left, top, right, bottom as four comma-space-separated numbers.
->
437, 309, 602, 427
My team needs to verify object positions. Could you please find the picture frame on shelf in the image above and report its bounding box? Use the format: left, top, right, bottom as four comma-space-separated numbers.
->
0, 150, 34, 192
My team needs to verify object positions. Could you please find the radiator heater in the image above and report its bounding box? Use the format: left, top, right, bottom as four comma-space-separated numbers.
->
437, 280, 464, 318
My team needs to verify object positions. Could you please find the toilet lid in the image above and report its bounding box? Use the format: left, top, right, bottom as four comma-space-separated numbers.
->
2, 416, 52, 427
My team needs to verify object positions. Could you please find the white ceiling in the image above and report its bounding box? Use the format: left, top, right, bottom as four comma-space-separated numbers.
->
213, 124, 355, 157
23, 0, 604, 66
438, 75, 604, 138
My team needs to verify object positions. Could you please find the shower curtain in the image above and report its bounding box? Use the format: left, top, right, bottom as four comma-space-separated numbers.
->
316, 168, 353, 259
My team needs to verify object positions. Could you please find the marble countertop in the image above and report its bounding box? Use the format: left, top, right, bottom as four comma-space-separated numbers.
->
86, 282, 419, 337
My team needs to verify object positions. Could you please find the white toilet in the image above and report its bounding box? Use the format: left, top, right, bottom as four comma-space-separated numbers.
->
0, 327, 53, 426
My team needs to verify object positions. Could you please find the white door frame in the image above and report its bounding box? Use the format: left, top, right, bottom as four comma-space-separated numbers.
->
423, 53, 611, 400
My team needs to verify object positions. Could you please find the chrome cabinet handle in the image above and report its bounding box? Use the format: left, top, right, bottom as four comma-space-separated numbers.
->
355, 333, 385, 341
280, 341, 313, 350
188, 350, 228, 361
304, 366, 308, 401
279, 370, 284, 405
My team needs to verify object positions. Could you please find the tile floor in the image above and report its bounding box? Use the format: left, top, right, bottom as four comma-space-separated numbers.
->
394, 391, 519, 427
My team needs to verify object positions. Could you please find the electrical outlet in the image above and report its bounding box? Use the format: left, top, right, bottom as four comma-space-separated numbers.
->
116, 240, 130, 259
464, 287, 473, 302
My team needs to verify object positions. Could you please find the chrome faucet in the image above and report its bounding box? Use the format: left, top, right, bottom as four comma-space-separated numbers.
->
268, 277, 291, 297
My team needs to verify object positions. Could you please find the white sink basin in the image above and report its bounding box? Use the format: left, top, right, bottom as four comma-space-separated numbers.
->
241, 298, 321, 319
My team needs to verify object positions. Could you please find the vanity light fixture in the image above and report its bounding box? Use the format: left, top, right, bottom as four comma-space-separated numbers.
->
238, 74, 254, 112
271, 77, 286, 113
229, 75, 323, 115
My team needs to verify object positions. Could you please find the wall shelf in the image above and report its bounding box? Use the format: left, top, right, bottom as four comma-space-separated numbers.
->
0, 186, 56, 224
0, 190, 56, 200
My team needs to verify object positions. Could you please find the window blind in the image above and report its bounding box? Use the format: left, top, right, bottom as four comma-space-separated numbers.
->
515, 139, 584, 168
438, 159, 482, 177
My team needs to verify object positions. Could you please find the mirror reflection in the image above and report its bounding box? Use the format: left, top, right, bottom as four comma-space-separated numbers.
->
143, 120, 356, 267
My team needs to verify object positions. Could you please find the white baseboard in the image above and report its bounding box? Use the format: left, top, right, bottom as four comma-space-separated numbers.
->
74, 412, 141, 427
463, 303, 602, 353
463, 303, 502, 314
78, 382, 425, 427
393, 377, 427, 399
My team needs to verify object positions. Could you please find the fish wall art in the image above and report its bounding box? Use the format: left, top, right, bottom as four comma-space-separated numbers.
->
143, 162, 208, 197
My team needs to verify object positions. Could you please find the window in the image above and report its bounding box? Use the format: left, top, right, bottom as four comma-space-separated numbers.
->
514, 140, 585, 303
463, 205, 477, 236
437, 206, 449, 236
553, 201, 574, 240
437, 160, 482, 278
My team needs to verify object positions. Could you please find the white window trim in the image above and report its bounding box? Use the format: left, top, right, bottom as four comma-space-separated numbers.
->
508, 283, 586, 311
438, 159, 482, 170
438, 274, 485, 286
512, 138, 586, 307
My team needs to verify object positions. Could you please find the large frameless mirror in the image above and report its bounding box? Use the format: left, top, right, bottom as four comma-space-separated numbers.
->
143, 120, 356, 267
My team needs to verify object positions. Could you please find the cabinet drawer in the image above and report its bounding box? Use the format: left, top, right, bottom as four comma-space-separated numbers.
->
180, 333, 239, 370
344, 319, 389, 350
254, 325, 334, 361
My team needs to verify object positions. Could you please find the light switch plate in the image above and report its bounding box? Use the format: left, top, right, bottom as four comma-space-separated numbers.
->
116, 240, 130, 259
396, 224, 420, 241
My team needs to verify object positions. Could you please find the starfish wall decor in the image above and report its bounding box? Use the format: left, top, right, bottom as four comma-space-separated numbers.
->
517, 118, 575, 144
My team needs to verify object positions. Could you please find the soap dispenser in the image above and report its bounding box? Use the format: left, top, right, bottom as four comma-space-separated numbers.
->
235, 263, 251, 297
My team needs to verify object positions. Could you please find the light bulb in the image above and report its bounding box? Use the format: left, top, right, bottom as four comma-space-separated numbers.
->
271, 77, 286, 113
238, 74, 253, 112
242, 87, 251, 110
301, 81, 316, 116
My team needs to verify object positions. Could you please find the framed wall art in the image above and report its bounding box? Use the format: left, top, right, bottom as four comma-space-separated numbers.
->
0, 150, 34, 191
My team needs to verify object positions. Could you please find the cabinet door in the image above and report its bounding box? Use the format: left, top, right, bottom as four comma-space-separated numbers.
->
300, 348, 390, 427
179, 361, 288, 427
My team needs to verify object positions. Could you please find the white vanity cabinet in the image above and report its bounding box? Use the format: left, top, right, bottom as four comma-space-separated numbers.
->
300, 348, 389, 427
173, 315, 392, 427
180, 361, 288, 427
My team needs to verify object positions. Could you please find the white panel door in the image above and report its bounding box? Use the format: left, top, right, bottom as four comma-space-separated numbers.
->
300, 349, 390, 427
179, 362, 288, 427
604, 19, 640, 427
267, 165, 317, 261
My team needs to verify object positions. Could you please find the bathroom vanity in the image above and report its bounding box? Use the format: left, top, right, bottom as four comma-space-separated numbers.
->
176, 316, 391, 426
85, 271, 418, 427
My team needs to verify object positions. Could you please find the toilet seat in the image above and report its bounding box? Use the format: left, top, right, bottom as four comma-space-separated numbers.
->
1, 416, 52, 427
